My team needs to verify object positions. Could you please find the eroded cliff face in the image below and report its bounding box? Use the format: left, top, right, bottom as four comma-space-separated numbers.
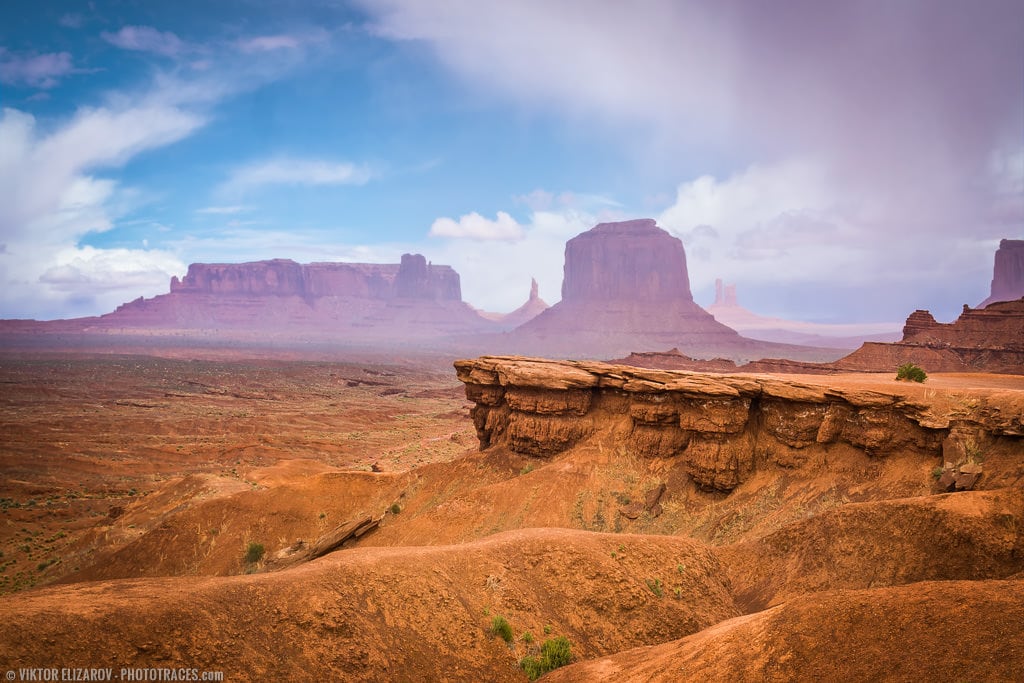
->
455, 356, 1024, 493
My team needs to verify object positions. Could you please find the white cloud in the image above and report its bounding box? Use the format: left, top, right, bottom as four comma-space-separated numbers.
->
0, 48, 75, 88
101, 26, 185, 57
40, 245, 183, 293
220, 158, 373, 195
196, 205, 250, 215
237, 35, 300, 52
0, 102, 203, 318
429, 211, 525, 241
362, 1, 1021, 320
426, 209, 593, 312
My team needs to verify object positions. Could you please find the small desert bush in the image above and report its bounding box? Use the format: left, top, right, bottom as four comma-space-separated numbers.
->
520, 636, 573, 680
646, 578, 664, 597
390, 503, 401, 515
490, 615, 513, 643
896, 363, 927, 383
244, 541, 265, 564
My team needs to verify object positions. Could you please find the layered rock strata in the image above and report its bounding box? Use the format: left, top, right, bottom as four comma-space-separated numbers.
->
455, 356, 1023, 492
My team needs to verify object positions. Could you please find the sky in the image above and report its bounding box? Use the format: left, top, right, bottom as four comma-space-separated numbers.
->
0, 0, 1021, 324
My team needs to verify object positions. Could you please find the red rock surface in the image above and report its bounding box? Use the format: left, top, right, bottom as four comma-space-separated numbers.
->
980, 238, 1024, 307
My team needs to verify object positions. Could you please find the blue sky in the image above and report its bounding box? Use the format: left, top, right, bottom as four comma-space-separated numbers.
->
1, 1, 1021, 323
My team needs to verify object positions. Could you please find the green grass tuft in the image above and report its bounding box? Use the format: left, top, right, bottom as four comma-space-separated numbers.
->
896, 362, 927, 383
520, 636, 572, 680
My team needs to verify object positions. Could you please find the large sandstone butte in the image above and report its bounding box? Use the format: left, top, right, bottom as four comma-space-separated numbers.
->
507, 219, 837, 361
9, 253, 496, 345
979, 238, 1024, 308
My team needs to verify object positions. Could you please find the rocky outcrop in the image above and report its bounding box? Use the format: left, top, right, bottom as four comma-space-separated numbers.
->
455, 356, 1024, 493
835, 297, 1024, 374
980, 239, 1024, 308
622, 297, 1024, 376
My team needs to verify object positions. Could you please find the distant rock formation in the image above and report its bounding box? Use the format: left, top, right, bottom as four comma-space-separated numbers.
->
707, 279, 899, 349
507, 219, 798, 360
494, 278, 550, 330
835, 297, 1024, 373
979, 239, 1024, 308
168, 254, 461, 301
559, 219, 694, 303
618, 296, 1024, 375
74, 254, 496, 345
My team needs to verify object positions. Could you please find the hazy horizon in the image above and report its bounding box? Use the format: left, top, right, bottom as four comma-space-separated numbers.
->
1, 1, 1021, 325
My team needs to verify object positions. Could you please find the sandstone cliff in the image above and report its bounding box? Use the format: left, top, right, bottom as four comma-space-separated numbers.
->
979, 239, 1024, 308
456, 356, 1023, 492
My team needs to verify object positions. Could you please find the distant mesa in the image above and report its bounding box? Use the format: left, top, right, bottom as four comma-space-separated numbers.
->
506, 218, 841, 362
707, 278, 900, 349
167, 253, 461, 301
979, 239, 1024, 308
76, 253, 495, 344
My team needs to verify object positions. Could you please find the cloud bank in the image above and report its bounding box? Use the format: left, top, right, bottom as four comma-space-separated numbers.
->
365, 0, 1023, 321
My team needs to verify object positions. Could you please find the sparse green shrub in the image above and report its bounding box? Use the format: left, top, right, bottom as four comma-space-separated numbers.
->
674, 587, 682, 599
520, 464, 534, 475
543, 624, 552, 635
390, 503, 401, 515
521, 631, 534, 644
932, 466, 944, 479
490, 615, 513, 643
677, 563, 685, 574
646, 578, 664, 597
896, 363, 927, 383
520, 636, 573, 680
244, 541, 265, 564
